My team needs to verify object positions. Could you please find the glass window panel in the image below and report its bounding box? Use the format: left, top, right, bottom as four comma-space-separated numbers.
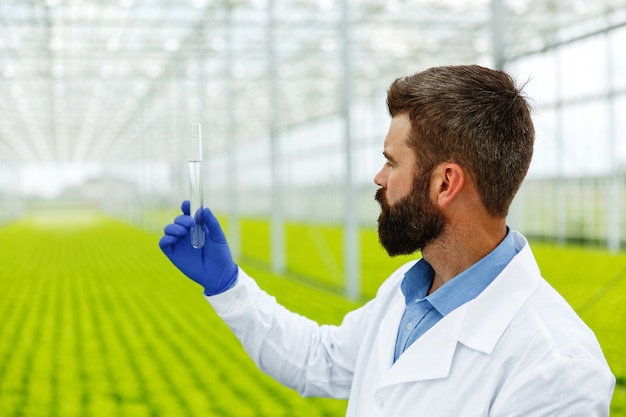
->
561, 100, 610, 176
558, 36, 608, 102
611, 26, 626, 90
616, 97, 626, 168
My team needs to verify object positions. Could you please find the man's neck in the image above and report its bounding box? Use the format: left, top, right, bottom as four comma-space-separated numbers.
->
423, 221, 507, 295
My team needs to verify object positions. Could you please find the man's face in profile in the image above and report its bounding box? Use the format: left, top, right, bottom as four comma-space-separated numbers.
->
375, 167, 447, 256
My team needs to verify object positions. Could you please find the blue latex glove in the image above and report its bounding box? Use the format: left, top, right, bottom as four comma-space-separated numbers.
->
159, 201, 238, 295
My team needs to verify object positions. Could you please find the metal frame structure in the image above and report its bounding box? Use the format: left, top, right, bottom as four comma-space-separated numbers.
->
1, 0, 626, 298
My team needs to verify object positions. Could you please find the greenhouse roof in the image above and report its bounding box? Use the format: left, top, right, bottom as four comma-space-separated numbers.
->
1, 0, 625, 165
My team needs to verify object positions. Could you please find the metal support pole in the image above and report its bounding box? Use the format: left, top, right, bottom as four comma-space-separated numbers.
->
554, 48, 567, 245
491, 0, 505, 70
226, 5, 241, 260
606, 30, 620, 251
268, 0, 285, 274
342, 0, 360, 300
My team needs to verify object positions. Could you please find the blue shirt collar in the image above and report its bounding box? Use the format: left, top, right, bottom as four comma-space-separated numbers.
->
401, 228, 519, 316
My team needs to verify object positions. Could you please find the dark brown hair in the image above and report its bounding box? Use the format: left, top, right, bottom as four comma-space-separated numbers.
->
386, 65, 534, 217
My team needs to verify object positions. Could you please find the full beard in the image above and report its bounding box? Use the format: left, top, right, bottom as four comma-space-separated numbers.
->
375, 174, 447, 256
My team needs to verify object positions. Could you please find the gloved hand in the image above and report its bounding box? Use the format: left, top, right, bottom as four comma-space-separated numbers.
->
159, 201, 238, 295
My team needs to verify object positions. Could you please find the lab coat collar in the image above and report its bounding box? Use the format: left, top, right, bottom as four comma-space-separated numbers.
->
457, 233, 541, 353
377, 232, 541, 387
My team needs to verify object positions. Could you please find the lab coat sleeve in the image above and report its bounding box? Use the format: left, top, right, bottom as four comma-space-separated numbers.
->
489, 355, 615, 416
205, 267, 374, 399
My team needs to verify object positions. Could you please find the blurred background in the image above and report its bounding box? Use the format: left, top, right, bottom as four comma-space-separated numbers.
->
1, 0, 626, 294
1, 1, 626, 416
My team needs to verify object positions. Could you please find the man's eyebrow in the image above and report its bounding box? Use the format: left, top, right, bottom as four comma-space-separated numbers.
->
382, 151, 396, 163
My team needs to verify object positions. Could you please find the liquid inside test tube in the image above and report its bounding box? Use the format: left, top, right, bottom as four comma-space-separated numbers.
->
189, 123, 205, 248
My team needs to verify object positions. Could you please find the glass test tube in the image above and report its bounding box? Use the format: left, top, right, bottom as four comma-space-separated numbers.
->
189, 123, 205, 248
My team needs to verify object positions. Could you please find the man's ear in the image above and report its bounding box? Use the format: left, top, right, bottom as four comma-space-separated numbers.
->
433, 163, 465, 208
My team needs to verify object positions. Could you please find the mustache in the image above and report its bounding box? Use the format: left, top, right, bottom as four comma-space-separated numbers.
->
375, 188, 387, 207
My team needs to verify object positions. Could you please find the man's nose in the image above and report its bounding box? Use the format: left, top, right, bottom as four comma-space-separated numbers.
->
374, 166, 387, 188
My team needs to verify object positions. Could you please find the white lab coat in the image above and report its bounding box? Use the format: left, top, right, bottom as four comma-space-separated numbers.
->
207, 231, 615, 416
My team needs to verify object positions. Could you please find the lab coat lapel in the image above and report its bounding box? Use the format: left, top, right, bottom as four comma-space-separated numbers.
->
379, 303, 468, 387
375, 288, 406, 374
458, 238, 541, 353
376, 232, 540, 388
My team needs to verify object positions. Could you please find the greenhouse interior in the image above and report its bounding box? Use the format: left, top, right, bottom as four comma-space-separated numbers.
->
1, 0, 626, 415
2, 0, 626, 251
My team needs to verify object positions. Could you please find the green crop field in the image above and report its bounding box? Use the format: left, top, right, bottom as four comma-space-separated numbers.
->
0, 210, 624, 416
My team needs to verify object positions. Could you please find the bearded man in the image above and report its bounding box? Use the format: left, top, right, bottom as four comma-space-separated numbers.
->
159, 65, 615, 416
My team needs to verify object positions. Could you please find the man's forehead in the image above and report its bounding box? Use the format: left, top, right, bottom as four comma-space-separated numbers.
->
384, 118, 412, 153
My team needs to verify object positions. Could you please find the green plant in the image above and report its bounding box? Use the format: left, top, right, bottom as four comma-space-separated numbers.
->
0, 213, 623, 416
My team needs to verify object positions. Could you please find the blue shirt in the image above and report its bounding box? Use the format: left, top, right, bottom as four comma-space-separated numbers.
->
393, 229, 519, 362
